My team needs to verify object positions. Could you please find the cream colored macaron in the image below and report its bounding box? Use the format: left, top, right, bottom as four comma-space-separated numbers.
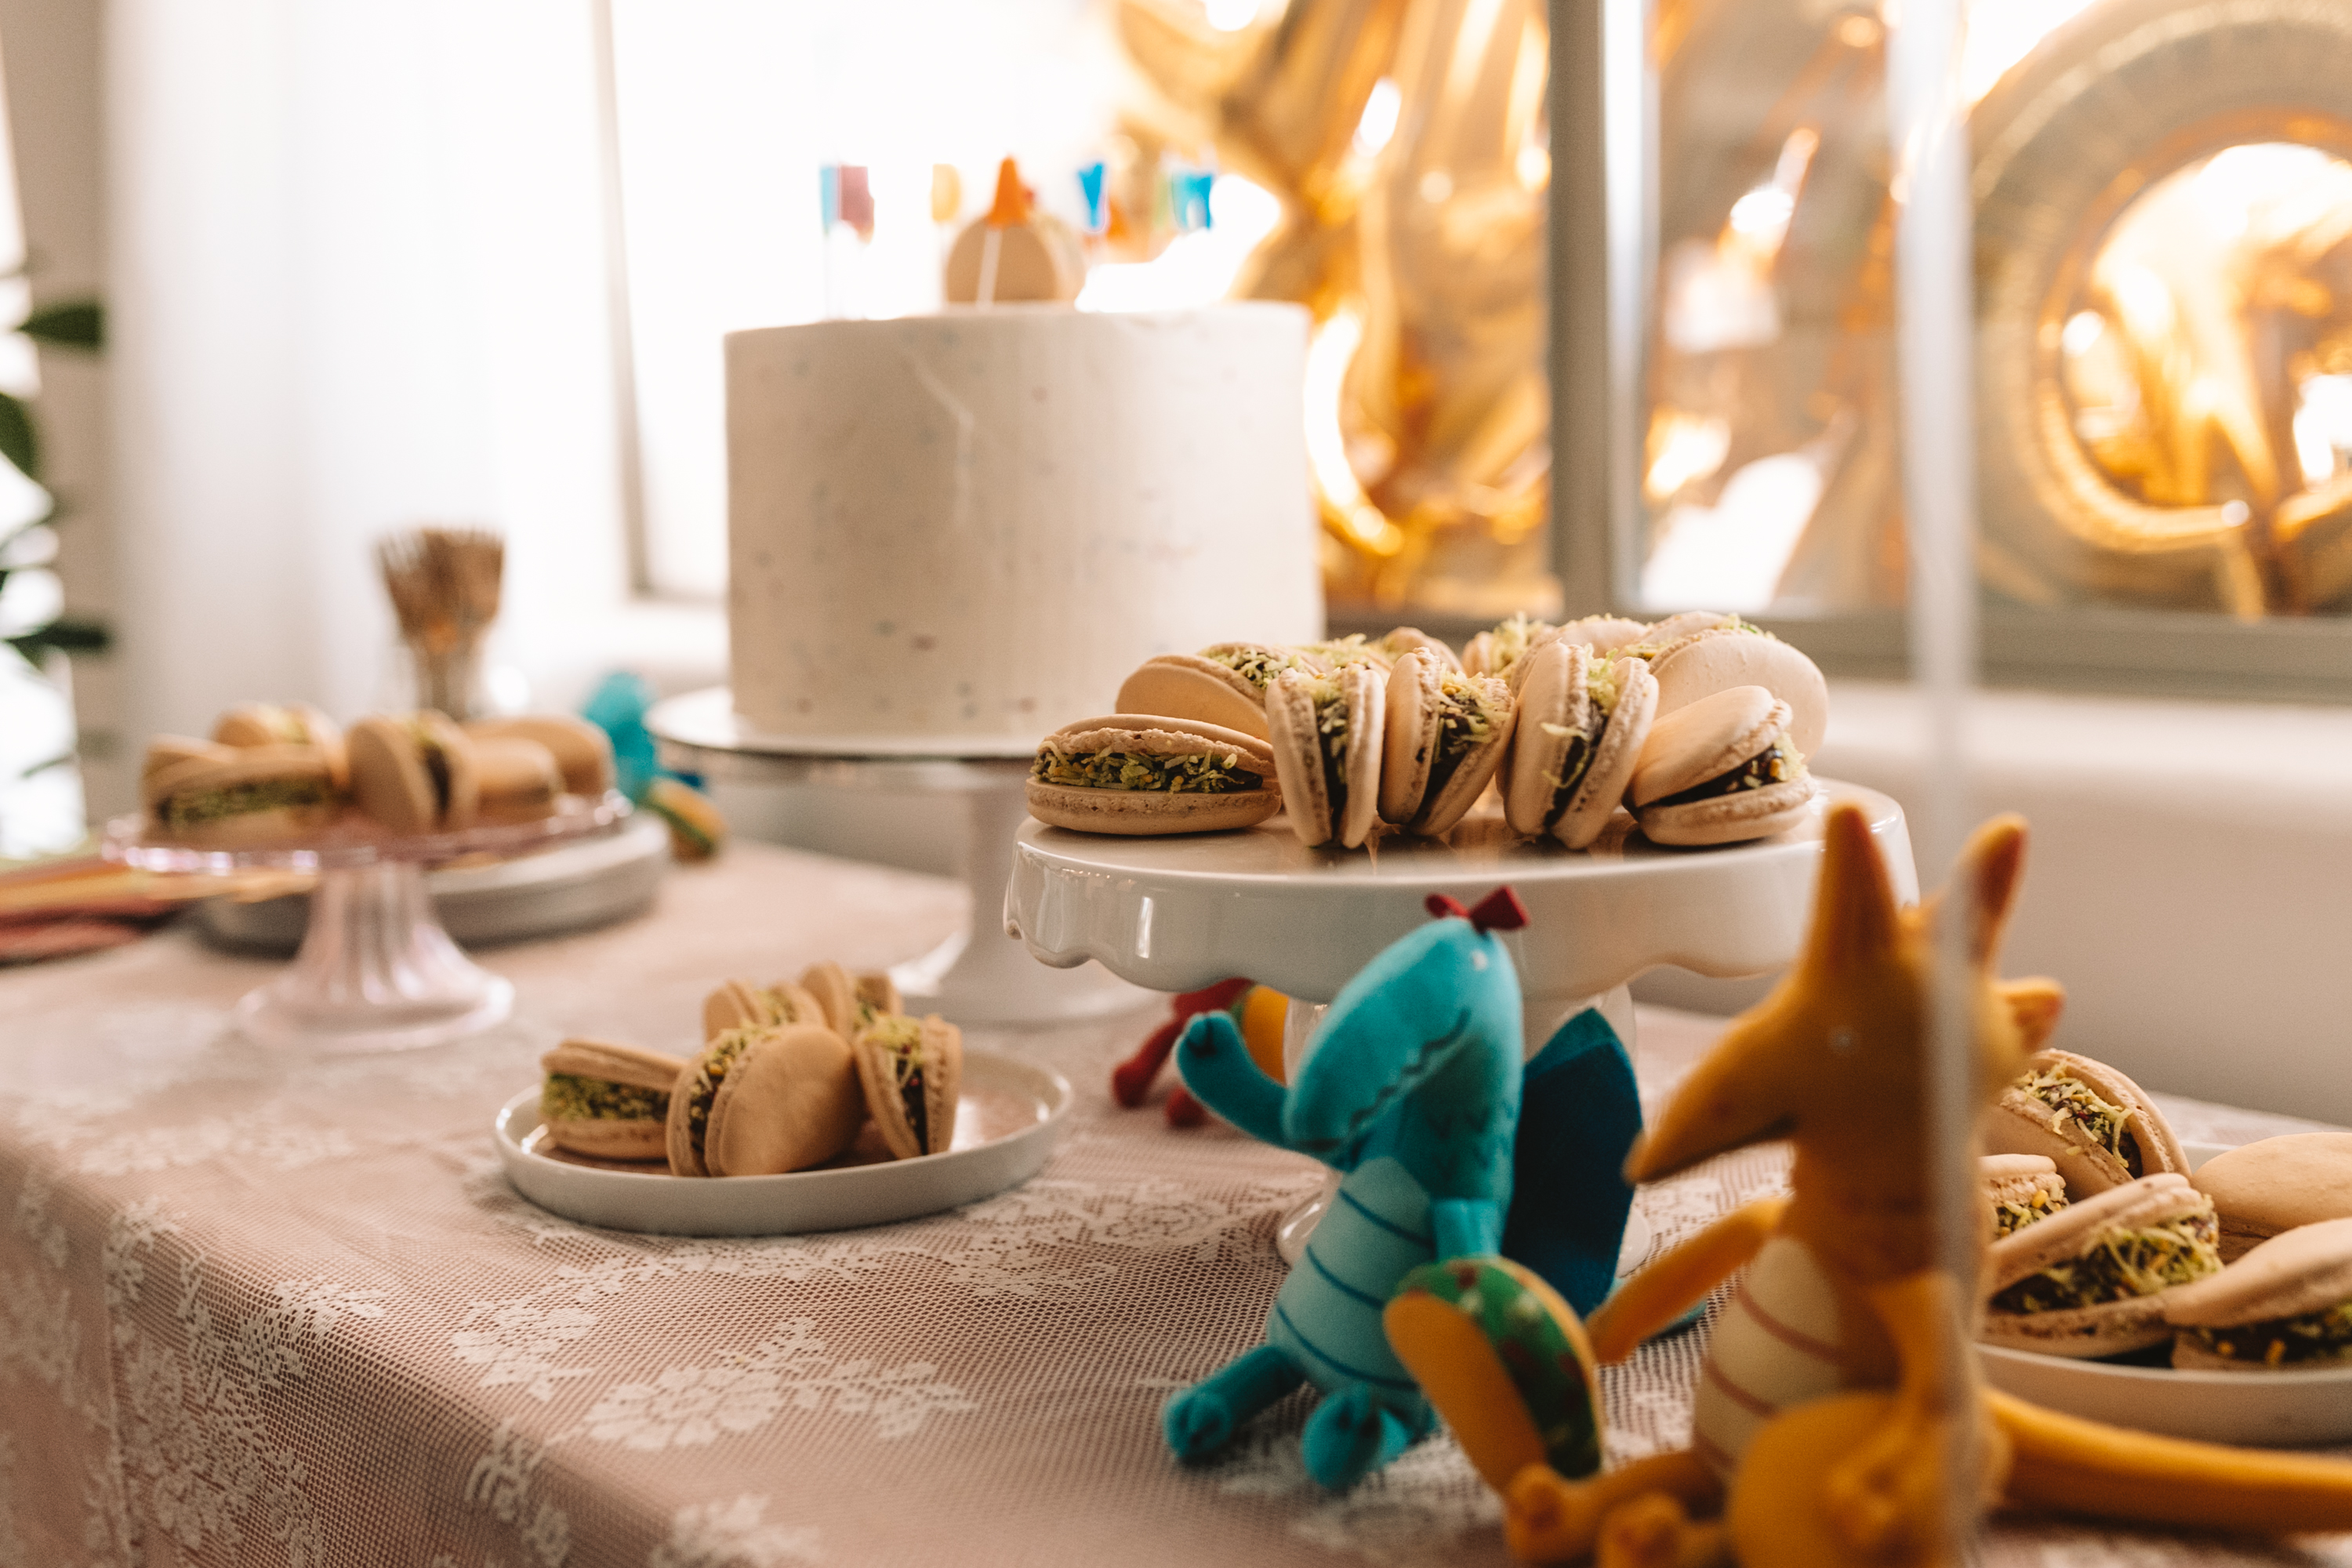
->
1026, 715, 1282, 836
2190, 1132, 2352, 1261
1640, 624, 1829, 760
1265, 662, 1388, 849
1982, 1048, 2188, 1200
1377, 650, 1514, 837
1627, 685, 1817, 847
2165, 1216, 2352, 1370
1983, 1152, 2068, 1239
851, 1012, 964, 1160
1980, 1172, 2223, 1359
539, 1039, 688, 1162
1502, 641, 1658, 850
666, 1022, 865, 1178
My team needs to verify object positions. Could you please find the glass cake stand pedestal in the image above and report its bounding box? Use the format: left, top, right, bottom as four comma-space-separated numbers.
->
1006, 783, 1915, 1262
645, 687, 1147, 1026
103, 793, 633, 1052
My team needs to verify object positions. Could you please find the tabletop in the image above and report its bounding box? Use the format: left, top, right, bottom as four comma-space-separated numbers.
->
1, 840, 2344, 1568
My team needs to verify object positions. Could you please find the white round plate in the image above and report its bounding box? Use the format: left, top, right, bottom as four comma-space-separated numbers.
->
494, 1051, 1070, 1236
1980, 1345, 2352, 1446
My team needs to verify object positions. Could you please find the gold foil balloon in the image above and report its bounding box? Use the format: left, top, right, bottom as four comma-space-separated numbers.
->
1116, 0, 1556, 615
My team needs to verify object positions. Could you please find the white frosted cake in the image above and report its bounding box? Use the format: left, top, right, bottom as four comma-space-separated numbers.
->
726, 303, 1323, 748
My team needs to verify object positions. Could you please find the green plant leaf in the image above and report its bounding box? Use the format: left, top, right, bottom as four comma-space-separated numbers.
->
0, 391, 36, 481
22, 300, 102, 350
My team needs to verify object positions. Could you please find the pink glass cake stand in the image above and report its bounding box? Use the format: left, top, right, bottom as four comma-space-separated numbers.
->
103, 793, 632, 1052
1007, 783, 1916, 1261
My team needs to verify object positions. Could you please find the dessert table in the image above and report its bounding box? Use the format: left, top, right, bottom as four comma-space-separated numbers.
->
0, 840, 2343, 1567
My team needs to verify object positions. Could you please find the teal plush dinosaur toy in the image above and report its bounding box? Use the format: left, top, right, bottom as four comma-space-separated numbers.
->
1165, 884, 1639, 1490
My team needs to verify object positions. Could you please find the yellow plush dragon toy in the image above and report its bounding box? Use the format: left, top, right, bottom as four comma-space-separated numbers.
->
1387, 803, 2352, 1566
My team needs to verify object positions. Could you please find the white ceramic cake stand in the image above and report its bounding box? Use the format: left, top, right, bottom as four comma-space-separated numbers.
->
645, 686, 1146, 1025
1007, 784, 1916, 1261
103, 793, 633, 1052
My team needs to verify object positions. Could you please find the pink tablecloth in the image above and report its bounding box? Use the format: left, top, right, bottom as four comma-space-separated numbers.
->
0, 840, 2344, 1566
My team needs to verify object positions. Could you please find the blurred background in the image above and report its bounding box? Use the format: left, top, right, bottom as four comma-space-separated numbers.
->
1, 0, 2348, 1113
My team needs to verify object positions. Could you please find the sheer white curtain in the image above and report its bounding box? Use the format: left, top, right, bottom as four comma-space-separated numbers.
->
106, 0, 698, 771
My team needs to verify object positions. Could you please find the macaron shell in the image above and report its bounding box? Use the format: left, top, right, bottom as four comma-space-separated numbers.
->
1265, 670, 1335, 846
1636, 774, 1817, 847
1383, 626, 1463, 672
2161, 1216, 2352, 1329
466, 714, 615, 797
1984, 1172, 2205, 1293
1979, 1294, 2178, 1359
1554, 659, 1657, 850
1412, 701, 1512, 837
1043, 715, 1277, 773
1642, 610, 1738, 644
346, 717, 437, 833
800, 962, 858, 1035
540, 1038, 688, 1092
665, 1055, 713, 1178
1628, 686, 1789, 807
1555, 615, 1650, 653
704, 1024, 865, 1176
2190, 1133, 2352, 1254
1113, 659, 1269, 740
428, 714, 482, 831
1024, 780, 1282, 835
1650, 630, 1829, 758
855, 971, 903, 1020
471, 736, 563, 825
854, 1015, 964, 1160
543, 1116, 667, 1162
1984, 1051, 2187, 1199
1377, 649, 1443, 826
1337, 662, 1388, 849
1501, 641, 1584, 836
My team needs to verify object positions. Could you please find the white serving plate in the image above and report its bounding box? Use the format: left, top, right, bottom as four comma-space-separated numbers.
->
1977, 1137, 2352, 1446
494, 1050, 1070, 1236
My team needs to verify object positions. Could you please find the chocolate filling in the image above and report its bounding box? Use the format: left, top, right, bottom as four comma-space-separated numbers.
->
1539, 721, 1602, 833
420, 738, 452, 817
902, 1066, 929, 1152
1649, 744, 1795, 811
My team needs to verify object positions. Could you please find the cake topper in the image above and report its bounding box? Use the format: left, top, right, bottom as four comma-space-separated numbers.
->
944, 156, 1085, 305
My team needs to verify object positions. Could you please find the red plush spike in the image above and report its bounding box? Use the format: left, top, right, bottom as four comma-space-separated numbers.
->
1468, 885, 1528, 934
1425, 893, 1468, 920
1165, 1085, 1209, 1127
1109, 977, 1255, 1106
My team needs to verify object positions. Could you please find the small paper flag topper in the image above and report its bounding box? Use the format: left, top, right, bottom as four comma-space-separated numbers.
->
837, 165, 873, 241
1168, 166, 1214, 232
931, 164, 962, 225
1078, 161, 1108, 234
985, 157, 1034, 228
818, 164, 841, 230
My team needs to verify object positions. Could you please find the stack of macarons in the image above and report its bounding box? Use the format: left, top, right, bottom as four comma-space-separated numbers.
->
1980, 1172, 2224, 1358
535, 959, 964, 1178
1065, 608, 1828, 849
142, 705, 617, 846
1983, 1049, 2188, 1198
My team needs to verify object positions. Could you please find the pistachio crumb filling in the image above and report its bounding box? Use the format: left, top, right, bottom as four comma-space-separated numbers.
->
683, 1029, 759, 1161
1419, 675, 1501, 809
1203, 645, 1301, 691
1308, 677, 1351, 820
1988, 1211, 2222, 1315
541, 1072, 668, 1123
2018, 1068, 2138, 1174
1993, 1189, 2063, 1237
157, 775, 333, 829
1033, 747, 1262, 793
2188, 1301, 2352, 1367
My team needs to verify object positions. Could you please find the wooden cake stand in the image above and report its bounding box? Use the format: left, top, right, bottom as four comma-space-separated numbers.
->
1006, 783, 1915, 1260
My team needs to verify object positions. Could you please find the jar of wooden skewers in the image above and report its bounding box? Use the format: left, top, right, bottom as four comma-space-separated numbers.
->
377, 526, 503, 720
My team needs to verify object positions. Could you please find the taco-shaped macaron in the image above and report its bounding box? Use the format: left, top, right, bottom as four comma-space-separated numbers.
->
1295, 633, 1393, 670
347, 711, 480, 833
1027, 715, 1280, 836
1636, 623, 1829, 760
213, 702, 348, 789
1265, 662, 1387, 849
1384, 1257, 1605, 1490
2165, 1216, 2352, 1370
1552, 614, 1651, 655
470, 736, 564, 826
1376, 626, 1463, 673
1627, 684, 1816, 848
143, 739, 339, 848
702, 978, 827, 1041
851, 1012, 964, 1159
1984, 1152, 2069, 1240
539, 1038, 688, 1161
2189, 1132, 2352, 1261
666, 1022, 865, 1178
1113, 644, 1321, 740
1461, 613, 1556, 682
464, 714, 615, 797
797, 960, 903, 1039
1377, 650, 1514, 837
1980, 1172, 2223, 1358
1502, 641, 1659, 849
1983, 1048, 2188, 1199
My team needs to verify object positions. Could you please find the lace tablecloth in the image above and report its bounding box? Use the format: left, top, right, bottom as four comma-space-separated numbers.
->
1, 840, 2344, 1568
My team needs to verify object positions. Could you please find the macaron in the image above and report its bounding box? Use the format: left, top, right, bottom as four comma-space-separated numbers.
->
1026, 715, 1281, 836
1627, 685, 1817, 847
1639, 609, 1746, 644
1377, 626, 1464, 673
2190, 1132, 2352, 1261
1383, 1256, 1605, 1490
538, 1038, 688, 1161
1265, 662, 1388, 849
213, 702, 348, 789
2165, 1217, 2352, 1370
1984, 1152, 2069, 1240
143, 739, 339, 848
1502, 641, 1660, 849
702, 978, 827, 1041
1377, 650, 1515, 837
799, 960, 903, 1039
1639, 625, 1830, 760
1980, 1172, 2223, 1358
851, 1011, 964, 1159
645, 776, 726, 860
347, 711, 479, 833
666, 1022, 866, 1178
470, 736, 564, 826
1461, 613, 1556, 682
1983, 1048, 2188, 1200
1112, 643, 1321, 741
1552, 614, 1651, 655
1295, 633, 1393, 670
464, 714, 616, 797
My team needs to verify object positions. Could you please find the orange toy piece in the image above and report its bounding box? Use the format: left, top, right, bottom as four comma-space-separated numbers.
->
1413, 802, 2352, 1566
